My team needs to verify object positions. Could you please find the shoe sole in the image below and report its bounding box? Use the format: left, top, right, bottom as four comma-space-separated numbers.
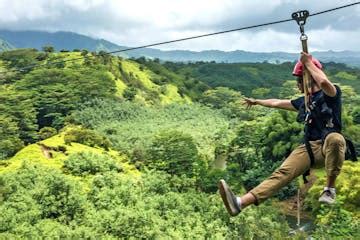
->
319, 198, 335, 204
319, 191, 336, 204
218, 179, 239, 216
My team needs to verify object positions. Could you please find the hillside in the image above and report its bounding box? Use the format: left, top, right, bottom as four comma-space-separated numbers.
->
0, 48, 359, 238
1, 30, 360, 66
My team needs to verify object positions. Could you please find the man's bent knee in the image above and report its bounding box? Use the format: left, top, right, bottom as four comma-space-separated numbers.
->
323, 133, 345, 177
324, 133, 345, 148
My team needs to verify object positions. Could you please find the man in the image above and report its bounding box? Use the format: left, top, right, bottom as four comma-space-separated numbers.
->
218, 52, 346, 216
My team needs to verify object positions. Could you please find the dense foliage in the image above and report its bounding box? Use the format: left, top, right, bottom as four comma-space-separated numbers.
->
64, 128, 111, 150
16, 67, 116, 128
63, 152, 122, 176
0, 163, 290, 239
145, 130, 200, 176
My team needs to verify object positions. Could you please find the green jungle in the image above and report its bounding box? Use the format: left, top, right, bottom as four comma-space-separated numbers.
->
0, 48, 359, 239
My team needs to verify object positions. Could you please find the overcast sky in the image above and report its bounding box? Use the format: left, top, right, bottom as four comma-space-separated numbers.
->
0, 0, 359, 52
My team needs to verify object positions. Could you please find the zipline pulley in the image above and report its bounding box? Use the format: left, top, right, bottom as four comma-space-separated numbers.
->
292, 10, 309, 41
292, 10, 311, 110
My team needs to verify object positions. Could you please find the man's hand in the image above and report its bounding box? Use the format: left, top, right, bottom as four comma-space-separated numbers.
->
244, 98, 257, 110
300, 52, 337, 97
300, 52, 312, 65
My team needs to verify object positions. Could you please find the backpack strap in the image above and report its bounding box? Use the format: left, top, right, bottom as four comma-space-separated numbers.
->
345, 138, 358, 161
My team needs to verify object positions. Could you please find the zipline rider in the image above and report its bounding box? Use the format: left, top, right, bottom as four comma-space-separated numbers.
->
218, 52, 350, 216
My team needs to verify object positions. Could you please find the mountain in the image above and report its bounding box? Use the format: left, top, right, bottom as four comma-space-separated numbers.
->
0, 30, 128, 56
1, 30, 360, 66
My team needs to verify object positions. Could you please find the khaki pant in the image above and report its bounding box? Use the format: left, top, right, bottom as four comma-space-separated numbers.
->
250, 132, 346, 204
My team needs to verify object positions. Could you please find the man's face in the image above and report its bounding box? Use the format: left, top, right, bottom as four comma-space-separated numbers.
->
297, 77, 304, 93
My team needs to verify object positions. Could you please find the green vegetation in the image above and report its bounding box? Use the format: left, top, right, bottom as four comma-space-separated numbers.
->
145, 130, 200, 176
64, 128, 111, 150
0, 48, 359, 238
16, 67, 116, 128
63, 152, 122, 176
68, 100, 232, 161
0, 116, 24, 159
0, 163, 291, 239
39, 127, 57, 140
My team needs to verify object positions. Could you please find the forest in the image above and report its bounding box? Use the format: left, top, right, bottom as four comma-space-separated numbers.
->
0, 48, 359, 239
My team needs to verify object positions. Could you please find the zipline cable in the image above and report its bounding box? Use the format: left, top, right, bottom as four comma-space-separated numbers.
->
0, 1, 359, 74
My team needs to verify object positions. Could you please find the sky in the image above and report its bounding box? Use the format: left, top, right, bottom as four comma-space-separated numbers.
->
0, 0, 359, 52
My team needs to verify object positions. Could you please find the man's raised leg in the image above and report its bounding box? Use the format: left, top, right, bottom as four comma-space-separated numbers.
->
219, 144, 312, 216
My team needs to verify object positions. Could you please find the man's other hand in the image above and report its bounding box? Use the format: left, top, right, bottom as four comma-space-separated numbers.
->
244, 98, 257, 110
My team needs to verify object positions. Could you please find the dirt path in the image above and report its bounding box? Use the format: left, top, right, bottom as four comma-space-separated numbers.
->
38, 143, 53, 159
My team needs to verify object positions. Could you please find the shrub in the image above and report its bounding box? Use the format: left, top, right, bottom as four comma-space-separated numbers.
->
123, 87, 137, 100
0, 163, 86, 230
39, 127, 57, 140
312, 203, 360, 238
146, 130, 199, 176
64, 128, 111, 150
6, 220, 105, 239
352, 106, 360, 124
0, 116, 24, 159
42, 45, 54, 53
196, 168, 227, 193
63, 152, 122, 176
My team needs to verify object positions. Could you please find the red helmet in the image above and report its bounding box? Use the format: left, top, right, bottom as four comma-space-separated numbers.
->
292, 57, 322, 76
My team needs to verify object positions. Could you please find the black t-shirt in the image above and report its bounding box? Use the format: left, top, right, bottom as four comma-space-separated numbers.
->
291, 85, 342, 141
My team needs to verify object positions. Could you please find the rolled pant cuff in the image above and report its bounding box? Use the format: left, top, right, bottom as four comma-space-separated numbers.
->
327, 172, 340, 178
326, 168, 341, 177
249, 191, 260, 206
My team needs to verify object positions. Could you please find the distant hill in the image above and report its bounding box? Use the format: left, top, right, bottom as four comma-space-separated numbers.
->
0, 38, 14, 51
0, 30, 128, 56
1, 30, 360, 66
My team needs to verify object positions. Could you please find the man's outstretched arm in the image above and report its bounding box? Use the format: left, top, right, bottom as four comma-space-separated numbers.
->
244, 98, 296, 111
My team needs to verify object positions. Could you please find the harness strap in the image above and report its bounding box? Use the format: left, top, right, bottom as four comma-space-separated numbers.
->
303, 124, 315, 183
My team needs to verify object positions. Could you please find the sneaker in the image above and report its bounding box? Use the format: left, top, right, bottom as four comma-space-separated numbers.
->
218, 179, 241, 216
318, 190, 336, 204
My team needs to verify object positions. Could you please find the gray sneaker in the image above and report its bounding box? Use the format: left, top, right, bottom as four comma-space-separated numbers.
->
218, 179, 241, 216
319, 190, 336, 204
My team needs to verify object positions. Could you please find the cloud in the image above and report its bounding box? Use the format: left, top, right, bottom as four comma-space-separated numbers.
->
0, 0, 359, 51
